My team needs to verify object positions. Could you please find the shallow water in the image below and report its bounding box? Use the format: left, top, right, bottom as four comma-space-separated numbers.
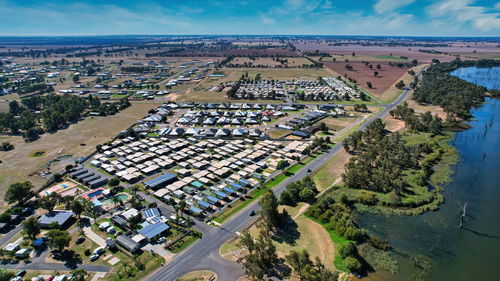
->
355, 68, 500, 281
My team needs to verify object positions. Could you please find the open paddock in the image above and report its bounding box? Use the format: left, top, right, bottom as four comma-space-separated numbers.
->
0, 102, 157, 208
324, 61, 409, 96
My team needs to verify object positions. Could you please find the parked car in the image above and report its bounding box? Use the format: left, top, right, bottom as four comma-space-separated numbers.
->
89, 254, 100, 261
75, 237, 85, 244
16, 270, 26, 277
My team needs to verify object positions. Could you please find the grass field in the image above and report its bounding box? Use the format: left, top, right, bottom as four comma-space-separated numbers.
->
0, 103, 157, 209
314, 54, 409, 63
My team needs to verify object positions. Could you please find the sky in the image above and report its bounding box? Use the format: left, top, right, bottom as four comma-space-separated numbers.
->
0, 0, 499, 36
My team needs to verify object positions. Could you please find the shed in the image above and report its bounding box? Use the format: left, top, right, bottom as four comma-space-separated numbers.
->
138, 222, 170, 241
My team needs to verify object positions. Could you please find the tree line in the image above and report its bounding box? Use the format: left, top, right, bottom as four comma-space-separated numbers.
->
412, 59, 499, 119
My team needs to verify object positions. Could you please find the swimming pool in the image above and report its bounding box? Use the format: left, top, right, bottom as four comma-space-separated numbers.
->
87, 189, 104, 198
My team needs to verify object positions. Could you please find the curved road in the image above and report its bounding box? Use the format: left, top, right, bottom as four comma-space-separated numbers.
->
146, 67, 428, 281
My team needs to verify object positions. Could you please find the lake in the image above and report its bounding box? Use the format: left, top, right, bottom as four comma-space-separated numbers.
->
355, 67, 500, 281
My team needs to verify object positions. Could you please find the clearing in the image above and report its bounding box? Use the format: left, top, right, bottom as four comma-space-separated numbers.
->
312, 150, 351, 191
0, 103, 156, 209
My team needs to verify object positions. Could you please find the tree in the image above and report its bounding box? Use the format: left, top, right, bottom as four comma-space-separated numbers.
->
5, 181, 33, 206
344, 256, 363, 272
318, 122, 328, 132
108, 177, 120, 189
395, 80, 406, 90
47, 229, 71, 252
374, 71, 379, 77
0, 269, 14, 281
39, 193, 60, 212
299, 188, 315, 202
366, 81, 373, 89
259, 190, 281, 233
286, 249, 338, 281
70, 269, 87, 281
22, 217, 40, 240
70, 200, 84, 220
72, 74, 80, 83
237, 231, 280, 281
276, 160, 288, 171
8, 100, 20, 115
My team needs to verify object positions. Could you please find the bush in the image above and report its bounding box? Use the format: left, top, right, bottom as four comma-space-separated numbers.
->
84, 249, 91, 256
354, 190, 378, 205
344, 256, 363, 272
338, 242, 358, 258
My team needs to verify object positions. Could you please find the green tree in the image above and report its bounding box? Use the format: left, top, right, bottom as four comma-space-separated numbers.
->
108, 177, 120, 188
237, 231, 280, 281
344, 256, 363, 272
5, 181, 33, 206
22, 217, 41, 240
39, 193, 60, 212
259, 190, 281, 233
70, 200, 84, 220
70, 269, 87, 281
47, 229, 71, 252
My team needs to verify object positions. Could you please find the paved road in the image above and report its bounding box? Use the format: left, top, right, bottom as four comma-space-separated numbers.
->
146, 66, 428, 281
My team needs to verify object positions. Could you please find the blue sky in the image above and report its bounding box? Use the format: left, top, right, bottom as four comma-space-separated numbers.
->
0, 0, 499, 36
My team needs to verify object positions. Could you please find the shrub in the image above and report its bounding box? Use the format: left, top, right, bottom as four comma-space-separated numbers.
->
344, 256, 363, 272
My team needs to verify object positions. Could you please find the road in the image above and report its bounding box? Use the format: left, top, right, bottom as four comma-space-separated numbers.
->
146, 67, 428, 281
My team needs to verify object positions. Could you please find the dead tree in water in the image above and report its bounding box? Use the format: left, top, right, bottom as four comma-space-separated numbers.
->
457, 201, 468, 228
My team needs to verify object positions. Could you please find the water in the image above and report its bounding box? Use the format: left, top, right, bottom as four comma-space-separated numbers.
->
450, 66, 500, 90
356, 67, 500, 281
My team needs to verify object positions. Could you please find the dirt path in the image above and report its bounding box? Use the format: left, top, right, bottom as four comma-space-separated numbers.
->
292, 203, 310, 220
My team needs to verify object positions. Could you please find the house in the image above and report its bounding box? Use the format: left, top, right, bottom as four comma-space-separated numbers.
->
138, 222, 170, 241
116, 235, 140, 253
111, 215, 129, 229
38, 211, 74, 228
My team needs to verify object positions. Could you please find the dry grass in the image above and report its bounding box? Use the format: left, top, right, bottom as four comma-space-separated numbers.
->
316, 116, 359, 132
221, 203, 335, 270
383, 115, 406, 133
0, 103, 156, 209
312, 150, 351, 191
379, 64, 427, 103
407, 99, 447, 119
0, 93, 21, 113
178, 270, 217, 281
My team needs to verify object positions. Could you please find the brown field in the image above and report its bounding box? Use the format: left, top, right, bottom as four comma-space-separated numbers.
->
0, 102, 156, 209
324, 61, 409, 96
379, 64, 428, 103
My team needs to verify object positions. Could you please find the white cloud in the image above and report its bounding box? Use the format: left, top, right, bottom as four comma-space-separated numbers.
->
260, 14, 275, 25
428, 0, 500, 31
374, 0, 415, 14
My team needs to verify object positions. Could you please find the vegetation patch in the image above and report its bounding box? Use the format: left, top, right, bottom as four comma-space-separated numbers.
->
31, 151, 46, 157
